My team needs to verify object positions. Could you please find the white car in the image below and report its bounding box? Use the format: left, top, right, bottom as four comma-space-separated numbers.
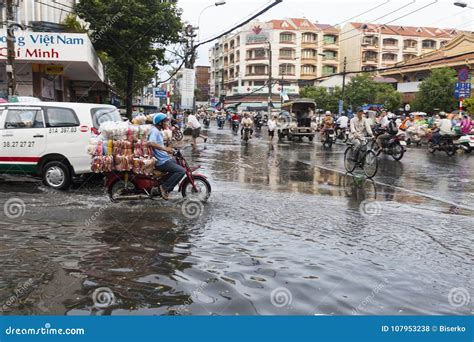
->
0, 102, 122, 189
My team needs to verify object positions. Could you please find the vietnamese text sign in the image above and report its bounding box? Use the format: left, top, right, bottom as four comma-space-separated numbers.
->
454, 82, 471, 99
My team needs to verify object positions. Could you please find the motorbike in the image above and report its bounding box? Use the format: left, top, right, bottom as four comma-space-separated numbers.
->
254, 115, 263, 131
171, 124, 183, 141
455, 134, 474, 153
428, 134, 458, 156
217, 116, 225, 129
322, 127, 336, 148
372, 129, 407, 161
242, 127, 251, 144
203, 117, 210, 129
106, 149, 211, 202
335, 124, 349, 142
231, 119, 240, 134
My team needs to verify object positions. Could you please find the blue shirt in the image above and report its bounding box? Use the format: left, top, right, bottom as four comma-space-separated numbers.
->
148, 126, 171, 166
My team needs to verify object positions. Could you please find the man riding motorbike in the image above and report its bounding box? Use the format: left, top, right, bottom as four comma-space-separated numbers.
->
148, 113, 185, 200
241, 112, 254, 139
321, 111, 334, 139
375, 113, 398, 152
431, 112, 452, 146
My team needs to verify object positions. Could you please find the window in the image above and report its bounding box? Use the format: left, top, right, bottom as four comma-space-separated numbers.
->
254, 49, 266, 59
45, 108, 79, 127
254, 81, 265, 86
422, 40, 436, 49
363, 36, 377, 46
323, 35, 337, 44
363, 51, 377, 61
92, 108, 121, 128
383, 38, 398, 46
280, 33, 295, 43
279, 49, 294, 59
404, 40, 417, 49
279, 64, 295, 75
382, 53, 397, 61
4, 109, 44, 129
323, 51, 337, 60
301, 65, 316, 75
302, 49, 317, 58
322, 66, 336, 76
302, 33, 317, 43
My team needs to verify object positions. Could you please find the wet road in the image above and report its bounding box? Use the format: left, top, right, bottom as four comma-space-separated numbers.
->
1, 123, 473, 316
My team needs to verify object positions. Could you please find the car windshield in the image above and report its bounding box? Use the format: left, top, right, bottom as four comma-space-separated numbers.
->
91, 107, 122, 128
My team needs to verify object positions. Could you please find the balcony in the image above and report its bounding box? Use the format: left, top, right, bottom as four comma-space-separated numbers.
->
301, 40, 317, 46
301, 56, 317, 62
362, 59, 378, 65
383, 44, 399, 51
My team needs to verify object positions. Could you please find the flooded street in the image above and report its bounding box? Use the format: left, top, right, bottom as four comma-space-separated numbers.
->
1, 125, 473, 316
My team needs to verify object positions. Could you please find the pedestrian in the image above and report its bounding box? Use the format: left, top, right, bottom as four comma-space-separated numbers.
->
267, 115, 277, 142
187, 111, 208, 148
460, 113, 473, 135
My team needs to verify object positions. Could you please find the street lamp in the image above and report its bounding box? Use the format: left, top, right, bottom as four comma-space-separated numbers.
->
197, 1, 227, 42
453, 1, 474, 8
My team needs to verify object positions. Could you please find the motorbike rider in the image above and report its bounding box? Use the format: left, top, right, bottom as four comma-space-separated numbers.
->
350, 107, 374, 155
460, 113, 473, 135
335, 113, 349, 138
321, 111, 334, 139
431, 112, 452, 146
241, 112, 254, 139
375, 113, 398, 152
148, 113, 185, 200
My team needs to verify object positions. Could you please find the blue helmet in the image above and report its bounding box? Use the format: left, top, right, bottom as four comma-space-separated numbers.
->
153, 113, 168, 125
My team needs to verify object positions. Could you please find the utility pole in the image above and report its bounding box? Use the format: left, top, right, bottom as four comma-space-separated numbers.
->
6, 0, 17, 97
267, 41, 272, 118
340, 56, 347, 115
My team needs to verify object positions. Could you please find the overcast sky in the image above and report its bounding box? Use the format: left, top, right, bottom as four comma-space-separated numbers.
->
176, 0, 474, 66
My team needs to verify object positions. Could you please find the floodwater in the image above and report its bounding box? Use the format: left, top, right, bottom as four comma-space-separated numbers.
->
1, 124, 473, 316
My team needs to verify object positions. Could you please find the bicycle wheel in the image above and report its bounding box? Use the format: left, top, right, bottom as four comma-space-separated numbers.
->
362, 150, 378, 178
344, 146, 357, 173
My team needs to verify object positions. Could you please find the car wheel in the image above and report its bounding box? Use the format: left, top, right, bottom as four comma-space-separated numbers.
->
42, 161, 71, 190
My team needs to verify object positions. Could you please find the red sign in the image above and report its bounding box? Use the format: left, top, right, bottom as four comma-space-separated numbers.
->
458, 67, 469, 82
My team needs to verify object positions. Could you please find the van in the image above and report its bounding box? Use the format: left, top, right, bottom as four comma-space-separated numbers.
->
0, 102, 122, 190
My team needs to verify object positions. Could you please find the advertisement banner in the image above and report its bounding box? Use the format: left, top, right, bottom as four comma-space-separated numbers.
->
180, 68, 195, 109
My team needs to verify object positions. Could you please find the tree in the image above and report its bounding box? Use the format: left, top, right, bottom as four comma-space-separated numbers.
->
62, 14, 87, 33
412, 67, 458, 113
462, 98, 474, 114
345, 74, 401, 111
299, 86, 343, 113
375, 83, 402, 111
75, 0, 183, 117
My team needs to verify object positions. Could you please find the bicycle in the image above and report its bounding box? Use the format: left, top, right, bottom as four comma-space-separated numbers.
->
344, 137, 378, 179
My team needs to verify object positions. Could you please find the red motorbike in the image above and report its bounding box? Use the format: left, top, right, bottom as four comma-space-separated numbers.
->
106, 149, 211, 202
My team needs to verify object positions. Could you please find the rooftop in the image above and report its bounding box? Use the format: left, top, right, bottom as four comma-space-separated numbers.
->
350, 22, 460, 38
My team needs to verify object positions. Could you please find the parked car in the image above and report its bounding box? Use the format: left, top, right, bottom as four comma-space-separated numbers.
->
0, 102, 122, 189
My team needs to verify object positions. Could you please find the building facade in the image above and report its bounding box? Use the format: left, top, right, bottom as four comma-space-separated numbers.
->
380, 33, 474, 103
339, 22, 460, 73
0, 0, 107, 102
209, 18, 340, 107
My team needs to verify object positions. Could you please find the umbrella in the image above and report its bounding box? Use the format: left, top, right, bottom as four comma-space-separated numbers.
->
0, 98, 8, 103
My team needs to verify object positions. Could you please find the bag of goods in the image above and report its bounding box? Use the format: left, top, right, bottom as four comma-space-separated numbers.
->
132, 115, 147, 125
87, 138, 104, 156
115, 154, 133, 171
91, 155, 114, 173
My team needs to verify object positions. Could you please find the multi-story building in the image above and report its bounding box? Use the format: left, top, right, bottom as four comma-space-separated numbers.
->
195, 66, 210, 102
339, 22, 460, 72
209, 18, 340, 107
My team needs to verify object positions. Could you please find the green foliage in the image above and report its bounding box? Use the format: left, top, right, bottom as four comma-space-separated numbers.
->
462, 97, 474, 114
75, 0, 183, 114
412, 67, 458, 113
344, 74, 401, 111
62, 14, 87, 33
299, 86, 343, 113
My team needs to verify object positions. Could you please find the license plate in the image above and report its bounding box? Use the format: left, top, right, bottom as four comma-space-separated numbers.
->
399, 141, 407, 146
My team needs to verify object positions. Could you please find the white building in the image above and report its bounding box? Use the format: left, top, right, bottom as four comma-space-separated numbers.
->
339, 22, 461, 72
209, 18, 340, 107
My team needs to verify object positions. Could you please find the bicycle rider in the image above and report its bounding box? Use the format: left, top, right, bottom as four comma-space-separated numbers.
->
349, 108, 374, 157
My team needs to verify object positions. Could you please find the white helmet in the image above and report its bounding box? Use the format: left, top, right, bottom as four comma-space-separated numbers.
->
325, 111, 331, 115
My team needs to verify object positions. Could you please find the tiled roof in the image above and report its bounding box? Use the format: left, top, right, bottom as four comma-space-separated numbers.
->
350, 22, 458, 38
314, 23, 339, 34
